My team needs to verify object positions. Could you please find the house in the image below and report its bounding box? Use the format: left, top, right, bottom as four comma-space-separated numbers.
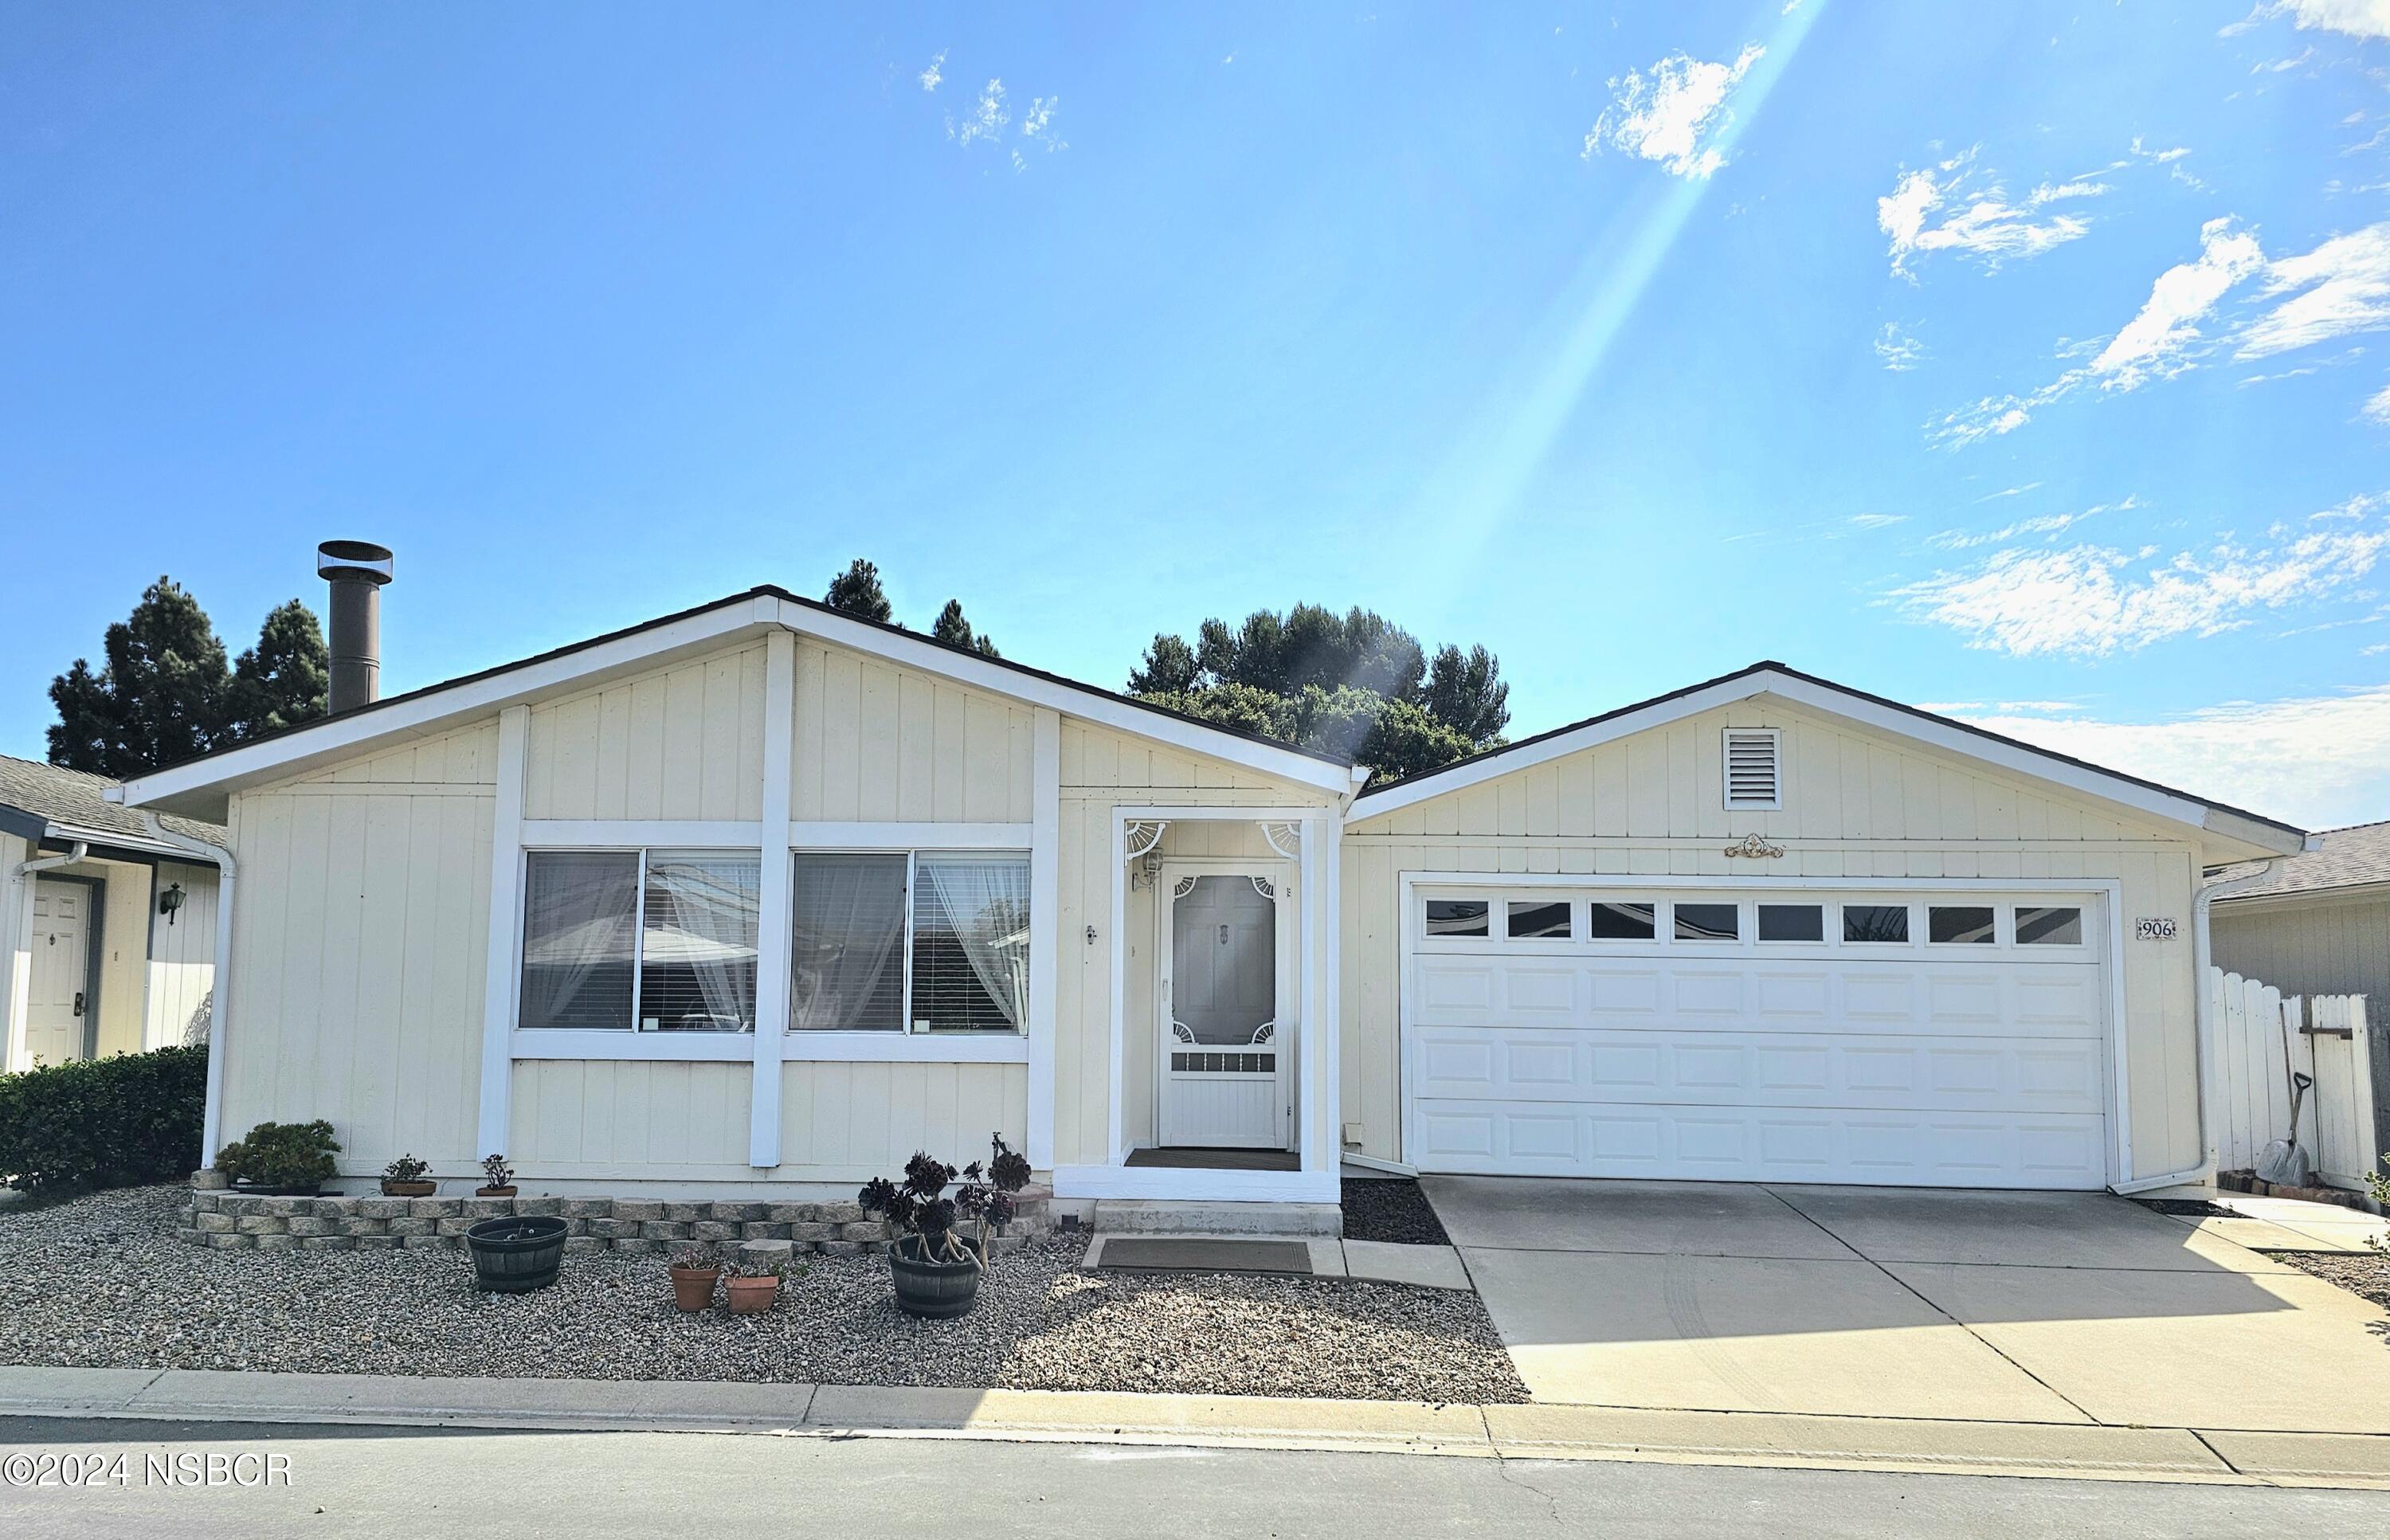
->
2, 754, 227, 1072
2212, 821, 2390, 1007
113, 582, 2308, 1217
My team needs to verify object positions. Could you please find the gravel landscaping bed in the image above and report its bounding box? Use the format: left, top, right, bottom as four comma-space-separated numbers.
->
2282, 1249, 2390, 1314
0, 1186, 1526, 1404
1341, 1178, 1451, 1246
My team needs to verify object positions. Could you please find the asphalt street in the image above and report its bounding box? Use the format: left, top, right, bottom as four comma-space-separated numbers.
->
0, 1415, 2386, 1538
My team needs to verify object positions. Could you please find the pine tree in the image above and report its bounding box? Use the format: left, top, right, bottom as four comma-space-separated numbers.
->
45, 578, 232, 776
824, 558, 893, 623
931, 599, 1000, 659
227, 600, 330, 739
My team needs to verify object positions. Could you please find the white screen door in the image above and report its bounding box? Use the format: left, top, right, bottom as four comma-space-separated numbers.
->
1158, 868, 1291, 1148
25, 879, 92, 1068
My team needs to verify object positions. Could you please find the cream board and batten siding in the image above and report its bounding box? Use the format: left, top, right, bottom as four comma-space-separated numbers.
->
1339, 696, 2206, 1184
792, 641, 1036, 824
1052, 720, 1340, 1173
218, 722, 500, 1172
141, 860, 218, 1049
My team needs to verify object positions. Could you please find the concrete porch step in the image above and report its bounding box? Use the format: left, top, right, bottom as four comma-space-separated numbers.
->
1091, 1200, 1342, 1236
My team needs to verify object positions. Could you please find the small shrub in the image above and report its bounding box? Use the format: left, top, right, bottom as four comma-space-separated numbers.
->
382, 1153, 430, 1183
0, 1045, 209, 1199
480, 1153, 513, 1189
668, 1244, 717, 1272
215, 1119, 340, 1191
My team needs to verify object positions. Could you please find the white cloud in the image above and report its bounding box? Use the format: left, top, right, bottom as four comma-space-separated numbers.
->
1847, 513, 1906, 530
2090, 217, 2268, 387
1930, 221, 2390, 445
1960, 686, 2390, 830
2264, 0, 2390, 42
919, 50, 946, 92
1584, 44, 1764, 179
1926, 497, 2133, 551
949, 78, 1009, 148
1898, 509, 2390, 656
2237, 223, 2390, 359
1875, 322, 1926, 370
2365, 382, 2390, 421
2130, 138, 2192, 163
1019, 95, 1066, 154
1879, 151, 2092, 277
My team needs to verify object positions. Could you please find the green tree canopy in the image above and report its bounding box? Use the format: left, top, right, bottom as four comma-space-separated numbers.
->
824, 558, 893, 623
931, 598, 1000, 659
48, 579, 327, 777
1129, 604, 1506, 783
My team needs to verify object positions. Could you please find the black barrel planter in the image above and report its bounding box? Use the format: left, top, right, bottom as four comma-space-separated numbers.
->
465, 1215, 568, 1293
888, 1234, 982, 1318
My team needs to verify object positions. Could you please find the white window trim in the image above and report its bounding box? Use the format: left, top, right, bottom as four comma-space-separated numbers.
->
789, 846, 1034, 1041
514, 844, 764, 1037
1722, 727, 1783, 812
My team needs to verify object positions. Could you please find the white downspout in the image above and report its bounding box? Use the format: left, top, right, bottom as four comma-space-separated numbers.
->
2113, 852, 2300, 1195
135, 813, 237, 1169
5, 839, 88, 1072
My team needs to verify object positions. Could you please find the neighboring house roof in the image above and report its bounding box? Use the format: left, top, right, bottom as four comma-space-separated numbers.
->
0, 753, 226, 860
117, 586, 1365, 821
1350, 660, 2306, 862
2212, 820, 2390, 903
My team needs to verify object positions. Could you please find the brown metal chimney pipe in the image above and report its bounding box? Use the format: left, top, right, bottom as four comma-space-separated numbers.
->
317, 540, 394, 715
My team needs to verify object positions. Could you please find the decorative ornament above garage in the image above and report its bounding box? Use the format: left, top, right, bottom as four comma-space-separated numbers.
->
1724, 833, 1785, 859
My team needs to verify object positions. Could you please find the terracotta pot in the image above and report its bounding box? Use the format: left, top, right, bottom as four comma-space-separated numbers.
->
382, 1179, 437, 1197
670, 1267, 720, 1312
476, 1185, 518, 1197
725, 1275, 781, 1315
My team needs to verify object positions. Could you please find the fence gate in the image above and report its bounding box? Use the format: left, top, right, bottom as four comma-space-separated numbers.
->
2208, 967, 2383, 1189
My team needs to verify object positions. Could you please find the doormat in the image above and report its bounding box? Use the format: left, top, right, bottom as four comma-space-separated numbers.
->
1096, 1237, 1314, 1275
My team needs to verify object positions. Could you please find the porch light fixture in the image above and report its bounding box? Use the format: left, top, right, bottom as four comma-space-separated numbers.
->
159, 881, 186, 924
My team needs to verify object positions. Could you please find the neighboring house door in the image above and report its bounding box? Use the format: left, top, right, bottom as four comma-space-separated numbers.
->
25, 877, 95, 1069
1158, 866, 1293, 1149
1405, 884, 2113, 1189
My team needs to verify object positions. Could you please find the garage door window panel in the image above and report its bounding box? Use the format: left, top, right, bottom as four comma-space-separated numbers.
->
1929, 906, 1996, 946
1425, 899, 1490, 938
2016, 906, 2084, 946
1506, 900, 1574, 940
1757, 903, 1824, 943
1843, 904, 1911, 944
1586, 901, 1657, 941
1673, 903, 1741, 942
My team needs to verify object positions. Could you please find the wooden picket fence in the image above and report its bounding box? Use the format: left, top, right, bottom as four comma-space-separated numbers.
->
2208, 968, 2384, 1189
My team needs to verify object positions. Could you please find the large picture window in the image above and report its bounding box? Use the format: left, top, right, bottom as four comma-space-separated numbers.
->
791, 852, 1029, 1034
519, 850, 760, 1032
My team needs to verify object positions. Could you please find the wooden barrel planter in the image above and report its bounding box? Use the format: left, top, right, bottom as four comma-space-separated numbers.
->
464, 1215, 568, 1293
888, 1234, 982, 1318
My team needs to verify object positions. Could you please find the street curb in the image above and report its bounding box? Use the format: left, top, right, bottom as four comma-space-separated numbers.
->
2, 1366, 2387, 1489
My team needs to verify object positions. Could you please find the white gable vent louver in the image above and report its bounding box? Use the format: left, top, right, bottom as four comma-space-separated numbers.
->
1723, 729, 1782, 810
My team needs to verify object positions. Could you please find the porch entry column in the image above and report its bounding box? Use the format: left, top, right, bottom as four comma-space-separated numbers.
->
474, 704, 529, 1162
746, 629, 797, 1169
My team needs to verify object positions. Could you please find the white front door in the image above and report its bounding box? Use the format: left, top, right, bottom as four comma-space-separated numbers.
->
25, 879, 92, 1068
1159, 866, 1292, 1148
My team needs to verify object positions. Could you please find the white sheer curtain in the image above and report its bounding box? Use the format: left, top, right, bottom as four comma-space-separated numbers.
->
790, 855, 907, 1030
519, 853, 640, 1029
922, 857, 1030, 1030
642, 856, 760, 1031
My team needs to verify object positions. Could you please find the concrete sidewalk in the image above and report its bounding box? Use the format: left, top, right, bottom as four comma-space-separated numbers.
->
4, 1364, 2389, 1490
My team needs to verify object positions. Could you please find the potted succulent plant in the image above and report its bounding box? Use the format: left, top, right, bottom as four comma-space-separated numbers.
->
381, 1154, 436, 1198
859, 1133, 1032, 1319
724, 1254, 784, 1315
476, 1153, 517, 1198
215, 1120, 342, 1196
667, 1244, 721, 1311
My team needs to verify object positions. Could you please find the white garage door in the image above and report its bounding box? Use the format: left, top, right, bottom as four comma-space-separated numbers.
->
1405, 887, 2112, 1189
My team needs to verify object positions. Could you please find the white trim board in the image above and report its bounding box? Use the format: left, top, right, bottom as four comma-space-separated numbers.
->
116, 590, 1356, 820
1349, 665, 2302, 860
1049, 1163, 1340, 1204
1392, 871, 2137, 1192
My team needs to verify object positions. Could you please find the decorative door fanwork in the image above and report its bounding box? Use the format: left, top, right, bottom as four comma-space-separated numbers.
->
1158, 864, 1293, 1149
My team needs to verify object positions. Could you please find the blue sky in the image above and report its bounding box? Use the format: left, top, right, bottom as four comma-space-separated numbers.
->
6, 2, 2390, 826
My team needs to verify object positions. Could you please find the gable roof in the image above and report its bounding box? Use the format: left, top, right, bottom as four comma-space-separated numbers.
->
2211, 820, 2390, 903
1350, 660, 2306, 861
116, 586, 1362, 820
0, 754, 225, 859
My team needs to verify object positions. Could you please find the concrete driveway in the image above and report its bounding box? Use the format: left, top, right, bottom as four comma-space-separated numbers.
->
1424, 1176, 2390, 1434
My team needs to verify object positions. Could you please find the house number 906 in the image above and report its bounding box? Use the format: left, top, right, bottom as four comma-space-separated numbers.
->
2134, 917, 2179, 942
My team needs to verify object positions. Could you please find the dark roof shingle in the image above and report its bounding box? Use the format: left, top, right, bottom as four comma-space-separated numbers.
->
2216, 820, 2390, 901
0, 754, 225, 852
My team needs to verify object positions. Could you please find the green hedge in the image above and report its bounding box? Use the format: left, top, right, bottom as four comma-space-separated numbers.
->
0, 1044, 209, 1199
